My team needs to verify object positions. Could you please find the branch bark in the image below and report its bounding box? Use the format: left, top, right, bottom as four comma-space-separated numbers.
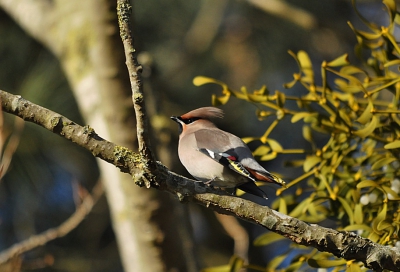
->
116, 1, 153, 162
1, 90, 400, 272
0, 181, 104, 263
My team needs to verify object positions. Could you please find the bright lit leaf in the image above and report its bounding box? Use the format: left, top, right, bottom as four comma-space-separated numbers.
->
285, 261, 304, 272
353, 116, 378, 138
327, 54, 350, 67
308, 258, 347, 268
382, 185, 400, 200
384, 140, 400, 149
354, 203, 363, 224
383, 0, 396, 23
346, 262, 362, 272
372, 203, 387, 233
267, 254, 286, 270
201, 264, 231, 272
253, 145, 271, 156
260, 152, 277, 161
279, 197, 287, 214
291, 112, 318, 123
298, 51, 314, 83
304, 155, 321, 172
241, 137, 259, 144
338, 196, 355, 225
356, 180, 378, 189
276, 91, 286, 108
211, 94, 230, 106
356, 102, 373, 125
267, 138, 283, 152
371, 157, 396, 170
247, 93, 267, 103
193, 76, 225, 87
302, 125, 314, 144
254, 232, 285, 246
344, 224, 372, 233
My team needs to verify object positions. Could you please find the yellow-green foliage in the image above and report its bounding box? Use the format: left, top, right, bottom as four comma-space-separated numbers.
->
196, 0, 400, 270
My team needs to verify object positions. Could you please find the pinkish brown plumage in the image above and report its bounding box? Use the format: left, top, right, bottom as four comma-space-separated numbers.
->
171, 107, 285, 200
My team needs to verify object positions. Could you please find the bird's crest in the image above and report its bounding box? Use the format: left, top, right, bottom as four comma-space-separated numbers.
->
181, 107, 224, 120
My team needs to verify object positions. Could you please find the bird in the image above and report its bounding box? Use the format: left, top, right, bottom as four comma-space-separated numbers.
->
170, 107, 285, 200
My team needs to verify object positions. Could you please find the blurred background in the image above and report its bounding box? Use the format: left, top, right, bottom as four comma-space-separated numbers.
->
0, 0, 393, 271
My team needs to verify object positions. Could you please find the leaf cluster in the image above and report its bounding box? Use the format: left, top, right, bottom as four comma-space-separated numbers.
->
196, 0, 400, 270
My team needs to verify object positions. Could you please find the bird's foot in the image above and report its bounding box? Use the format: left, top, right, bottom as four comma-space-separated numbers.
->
203, 177, 216, 186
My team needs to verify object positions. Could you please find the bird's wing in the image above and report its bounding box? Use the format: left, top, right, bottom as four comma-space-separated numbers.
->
194, 129, 286, 187
194, 129, 256, 181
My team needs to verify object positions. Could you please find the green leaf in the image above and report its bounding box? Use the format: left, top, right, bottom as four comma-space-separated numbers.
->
354, 203, 363, 224
241, 137, 258, 144
283, 78, 298, 89
291, 112, 317, 123
289, 197, 313, 218
384, 140, 400, 149
229, 256, 244, 272
284, 159, 305, 167
211, 94, 230, 106
247, 93, 267, 103
352, 115, 378, 138
202, 265, 231, 272
356, 102, 373, 125
286, 261, 304, 272
302, 125, 314, 144
356, 180, 378, 189
260, 152, 277, 161
340, 65, 366, 75
279, 197, 287, 214
327, 54, 350, 67
303, 155, 321, 172
193, 76, 226, 87
254, 232, 285, 246
297, 51, 314, 83
276, 91, 286, 108
382, 185, 400, 200
372, 203, 387, 233
266, 254, 286, 270
383, 0, 396, 23
346, 262, 362, 272
308, 258, 347, 268
371, 157, 396, 170
384, 59, 400, 67
253, 145, 271, 156
266, 138, 283, 152
338, 196, 355, 224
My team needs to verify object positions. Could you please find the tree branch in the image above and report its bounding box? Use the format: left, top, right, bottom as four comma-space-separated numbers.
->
0, 180, 104, 263
116, 0, 154, 164
1, 90, 400, 271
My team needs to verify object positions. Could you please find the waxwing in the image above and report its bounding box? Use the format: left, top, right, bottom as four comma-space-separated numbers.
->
171, 107, 285, 200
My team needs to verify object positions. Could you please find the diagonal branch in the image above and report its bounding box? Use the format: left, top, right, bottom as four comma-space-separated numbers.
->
0, 181, 104, 263
1, 90, 400, 271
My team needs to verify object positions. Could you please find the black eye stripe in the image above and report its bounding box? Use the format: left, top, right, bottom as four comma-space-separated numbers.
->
182, 117, 200, 124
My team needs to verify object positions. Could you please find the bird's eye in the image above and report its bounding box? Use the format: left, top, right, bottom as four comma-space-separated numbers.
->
184, 117, 200, 124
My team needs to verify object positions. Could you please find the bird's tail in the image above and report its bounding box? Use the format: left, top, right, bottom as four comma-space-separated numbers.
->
246, 168, 286, 187
237, 182, 269, 200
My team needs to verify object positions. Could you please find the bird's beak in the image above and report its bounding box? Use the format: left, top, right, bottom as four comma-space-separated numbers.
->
170, 116, 180, 123
171, 116, 183, 134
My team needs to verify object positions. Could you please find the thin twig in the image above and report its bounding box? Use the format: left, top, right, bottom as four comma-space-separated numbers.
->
0, 116, 24, 180
0, 181, 104, 264
116, 0, 154, 164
